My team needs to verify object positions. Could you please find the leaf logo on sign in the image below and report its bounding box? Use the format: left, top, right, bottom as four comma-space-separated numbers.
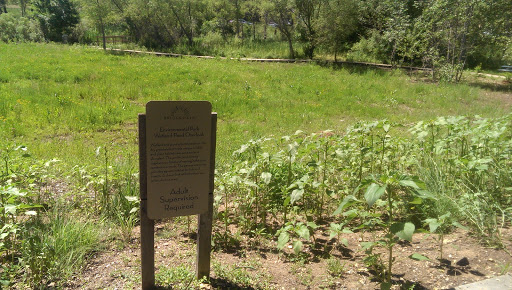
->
171, 106, 190, 116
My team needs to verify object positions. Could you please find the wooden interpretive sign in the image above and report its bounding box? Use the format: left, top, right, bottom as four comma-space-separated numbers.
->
145, 101, 212, 219
140, 101, 216, 289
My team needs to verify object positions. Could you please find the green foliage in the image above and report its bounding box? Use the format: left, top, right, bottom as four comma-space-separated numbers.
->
350, 174, 425, 285
34, 0, 80, 42
219, 113, 512, 285
316, 0, 359, 60
346, 31, 389, 64
1, 43, 507, 164
0, 145, 43, 284
326, 257, 346, 277
424, 212, 467, 259
498, 262, 512, 275
212, 261, 273, 289
2, 0, 511, 76
156, 265, 196, 288
0, 144, 103, 287
0, 141, 133, 286
267, 0, 296, 58
348, 0, 412, 65
71, 145, 139, 242
276, 220, 318, 255
409, 253, 429, 261
0, 13, 44, 42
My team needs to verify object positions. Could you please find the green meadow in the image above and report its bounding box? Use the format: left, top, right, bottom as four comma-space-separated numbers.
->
1, 43, 507, 167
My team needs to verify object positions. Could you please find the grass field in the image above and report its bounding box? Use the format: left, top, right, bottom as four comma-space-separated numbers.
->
1, 43, 508, 167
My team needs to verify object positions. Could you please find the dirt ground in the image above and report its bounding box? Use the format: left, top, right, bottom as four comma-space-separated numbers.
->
68, 218, 512, 290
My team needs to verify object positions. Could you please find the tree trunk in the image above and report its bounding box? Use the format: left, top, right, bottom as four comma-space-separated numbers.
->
95, 0, 106, 50
20, 0, 27, 16
263, 14, 268, 40
154, 12, 175, 47
287, 35, 295, 59
171, 5, 193, 46
234, 0, 241, 38
236, 19, 240, 38
187, 2, 193, 41
101, 21, 106, 50
0, 0, 6, 14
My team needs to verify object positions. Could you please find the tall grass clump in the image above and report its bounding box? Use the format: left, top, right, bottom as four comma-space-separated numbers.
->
20, 208, 101, 287
411, 115, 512, 246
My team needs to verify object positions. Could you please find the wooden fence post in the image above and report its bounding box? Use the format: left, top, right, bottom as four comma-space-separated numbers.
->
196, 113, 217, 279
139, 114, 155, 289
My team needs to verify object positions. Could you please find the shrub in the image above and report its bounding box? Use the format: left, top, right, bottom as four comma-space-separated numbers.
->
0, 14, 44, 42
34, 0, 80, 42
346, 31, 389, 64
201, 31, 225, 50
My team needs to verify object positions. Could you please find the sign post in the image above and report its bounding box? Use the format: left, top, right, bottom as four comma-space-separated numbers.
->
197, 112, 216, 279
139, 101, 216, 289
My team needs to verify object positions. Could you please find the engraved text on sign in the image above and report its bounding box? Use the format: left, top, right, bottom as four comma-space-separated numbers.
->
146, 101, 212, 219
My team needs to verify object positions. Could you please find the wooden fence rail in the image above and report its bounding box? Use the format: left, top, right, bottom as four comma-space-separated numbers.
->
103, 47, 432, 72
96, 35, 132, 46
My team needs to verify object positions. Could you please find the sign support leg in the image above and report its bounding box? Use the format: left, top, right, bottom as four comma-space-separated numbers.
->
139, 114, 155, 289
196, 113, 217, 280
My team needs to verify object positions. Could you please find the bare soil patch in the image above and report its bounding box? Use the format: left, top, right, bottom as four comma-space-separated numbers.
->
468, 76, 512, 108
69, 219, 512, 289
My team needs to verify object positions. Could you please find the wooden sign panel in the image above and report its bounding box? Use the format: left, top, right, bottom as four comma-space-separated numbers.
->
146, 101, 212, 219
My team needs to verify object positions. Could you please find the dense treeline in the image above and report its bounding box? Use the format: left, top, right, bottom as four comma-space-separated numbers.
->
1, 0, 512, 80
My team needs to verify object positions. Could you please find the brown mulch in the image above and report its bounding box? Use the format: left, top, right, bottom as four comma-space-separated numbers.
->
68, 219, 512, 289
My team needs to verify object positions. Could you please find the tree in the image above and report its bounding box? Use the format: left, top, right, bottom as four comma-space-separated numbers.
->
79, 0, 113, 49
0, 0, 7, 14
122, 0, 207, 49
351, 0, 415, 65
168, 0, 205, 46
413, 0, 499, 81
259, 0, 272, 40
267, 0, 295, 58
230, 0, 243, 38
243, 0, 260, 41
382, 0, 411, 67
18, 0, 28, 16
34, 0, 80, 42
316, 0, 359, 61
295, 0, 320, 59
203, 0, 235, 38
465, 0, 512, 68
